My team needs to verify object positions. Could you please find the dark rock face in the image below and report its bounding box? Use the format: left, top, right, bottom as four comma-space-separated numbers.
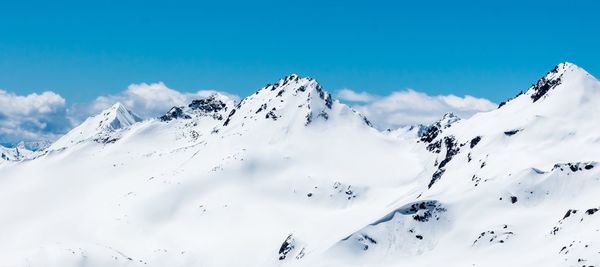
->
223, 109, 236, 126
428, 136, 460, 188
325, 93, 333, 109
304, 112, 313, 126
470, 136, 482, 149
586, 208, 598, 215
426, 139, 443, 153
420, 113, 459, 144
530, 65, 564, 102
278, 234, 295, 260
552, 206, 600, 235
362, 116, 373, 127
552, 162, 596, 172
421, 125, 441, 143
277, 233, 305, 260
188, 96, 227, 113
504, 129, 521, 136
255, 103, 267, 114
265, 108, 279, 121
563, 209, 577, 220
160, 96, 228, 122
473, 228, 514, 246
159, 107, 191, 122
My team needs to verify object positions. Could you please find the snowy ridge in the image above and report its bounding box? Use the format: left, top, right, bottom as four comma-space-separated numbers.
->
2, 65, 600, 266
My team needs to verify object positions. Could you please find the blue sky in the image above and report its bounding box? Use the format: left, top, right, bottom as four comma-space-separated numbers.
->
0, 0, 599, 144
1, 0, 599, 103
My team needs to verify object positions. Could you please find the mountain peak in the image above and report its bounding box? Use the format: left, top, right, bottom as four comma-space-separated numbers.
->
222, 74, 334, 128
48, 103, 142, 150
219, 74, 373, 131
527, 62, 592, 103
100, 102, 142, 130
498, 62, 596, 108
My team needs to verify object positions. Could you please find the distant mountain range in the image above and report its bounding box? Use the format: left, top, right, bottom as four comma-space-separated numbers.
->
1, 63, 599, 266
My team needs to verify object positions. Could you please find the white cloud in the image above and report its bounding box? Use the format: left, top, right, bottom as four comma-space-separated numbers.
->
339, 89, 497, 130
0, 90, 70, 143
72, 82, 240, 121
337, 89, 377, 102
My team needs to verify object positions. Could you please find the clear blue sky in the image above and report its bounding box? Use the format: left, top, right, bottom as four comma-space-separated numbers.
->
0, 0, 598, 103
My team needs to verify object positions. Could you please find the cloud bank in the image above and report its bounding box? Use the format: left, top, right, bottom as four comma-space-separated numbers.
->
0, 90, 70, 144
338, 89, 497, 130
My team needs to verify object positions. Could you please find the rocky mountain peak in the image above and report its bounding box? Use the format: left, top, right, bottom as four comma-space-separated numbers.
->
222, 74, 336, 128
527, 62, 590, 103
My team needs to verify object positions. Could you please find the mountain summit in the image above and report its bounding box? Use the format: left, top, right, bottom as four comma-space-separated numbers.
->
526, 62, 592, 102
500, 62, 598, 109
221, 74, 371, 132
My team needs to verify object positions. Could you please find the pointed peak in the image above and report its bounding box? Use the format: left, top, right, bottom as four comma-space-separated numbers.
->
89, 102, 142, 131
527, 62, 591, 103
497, 62, 599, 110
222, 74, 345, 128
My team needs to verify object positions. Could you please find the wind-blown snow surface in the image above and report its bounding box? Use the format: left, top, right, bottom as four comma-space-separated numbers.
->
2, 64, 600, 266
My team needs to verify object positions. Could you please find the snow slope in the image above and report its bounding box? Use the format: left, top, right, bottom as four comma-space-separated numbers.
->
1, 64, 600, 266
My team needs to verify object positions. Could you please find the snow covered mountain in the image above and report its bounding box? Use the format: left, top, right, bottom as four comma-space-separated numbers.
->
1, 64, 600, 267
48, 102, 143, 150
326, 62, 600, 266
